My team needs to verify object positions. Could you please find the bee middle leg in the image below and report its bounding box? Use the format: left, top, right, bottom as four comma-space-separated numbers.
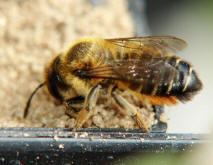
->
112, 91, 150, 133
73, 85, 101, 130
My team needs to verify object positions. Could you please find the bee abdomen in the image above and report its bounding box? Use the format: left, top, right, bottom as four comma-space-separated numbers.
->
159, 57, 202, 101
169, 57, 202, 101
138, 56, 202, 102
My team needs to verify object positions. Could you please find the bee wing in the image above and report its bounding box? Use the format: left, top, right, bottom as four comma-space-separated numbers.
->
79, 58, 179, 106
80, 58, 177, 84
106, 36, 187, 56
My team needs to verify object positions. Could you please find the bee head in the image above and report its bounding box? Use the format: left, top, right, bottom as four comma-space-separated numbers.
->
44, 56, 66, 101
24, 55, 67, 119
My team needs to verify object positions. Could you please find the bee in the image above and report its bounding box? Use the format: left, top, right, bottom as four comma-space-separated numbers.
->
23, 36, 203, 132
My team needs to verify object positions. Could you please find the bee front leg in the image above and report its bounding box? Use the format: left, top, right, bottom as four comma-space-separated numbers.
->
73, 85, 101, 130
112, 91, 150, 133
64, 97, 84, 118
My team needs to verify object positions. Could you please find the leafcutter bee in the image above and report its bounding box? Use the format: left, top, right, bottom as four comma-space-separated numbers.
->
24, 36, 203, 132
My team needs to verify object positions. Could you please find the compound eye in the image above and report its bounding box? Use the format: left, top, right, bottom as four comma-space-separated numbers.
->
73, 69, 87, 78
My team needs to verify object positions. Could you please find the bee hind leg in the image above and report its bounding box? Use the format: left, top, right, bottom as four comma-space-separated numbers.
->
150, 105, 167, 133
73, 85, 101, 131
112, 91, 150, 133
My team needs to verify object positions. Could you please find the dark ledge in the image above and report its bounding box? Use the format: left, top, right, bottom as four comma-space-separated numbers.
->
0, 128, 207, 164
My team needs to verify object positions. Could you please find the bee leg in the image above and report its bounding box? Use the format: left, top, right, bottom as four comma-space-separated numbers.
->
150, 105, 167, 133
73, 85, 101, 130
64, 103, 79, 118
107, 84, 115, 97
153, 105, 164, 121
112, 91, 150, 133
64, 96, 85, 118
106, 84, 116, 105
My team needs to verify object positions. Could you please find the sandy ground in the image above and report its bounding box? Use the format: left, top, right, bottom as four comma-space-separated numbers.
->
0, 0, 148, 128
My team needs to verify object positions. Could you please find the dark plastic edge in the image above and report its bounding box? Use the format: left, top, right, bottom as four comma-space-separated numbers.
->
0, 128, 207, 164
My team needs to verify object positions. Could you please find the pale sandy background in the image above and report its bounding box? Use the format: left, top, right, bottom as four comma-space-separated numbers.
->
0, 0, 134, 127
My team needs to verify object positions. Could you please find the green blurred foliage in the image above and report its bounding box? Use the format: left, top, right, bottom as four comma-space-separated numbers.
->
113, 153, 187, 165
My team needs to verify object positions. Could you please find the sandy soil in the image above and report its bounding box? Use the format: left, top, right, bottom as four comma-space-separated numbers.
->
0, 0, 158, 130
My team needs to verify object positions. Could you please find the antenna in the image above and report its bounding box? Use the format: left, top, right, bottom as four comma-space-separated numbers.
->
23, 82, 45, 119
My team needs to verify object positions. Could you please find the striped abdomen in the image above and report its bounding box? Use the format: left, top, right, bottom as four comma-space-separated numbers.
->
164, 56, 202, 101
128, 56, 202, 102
